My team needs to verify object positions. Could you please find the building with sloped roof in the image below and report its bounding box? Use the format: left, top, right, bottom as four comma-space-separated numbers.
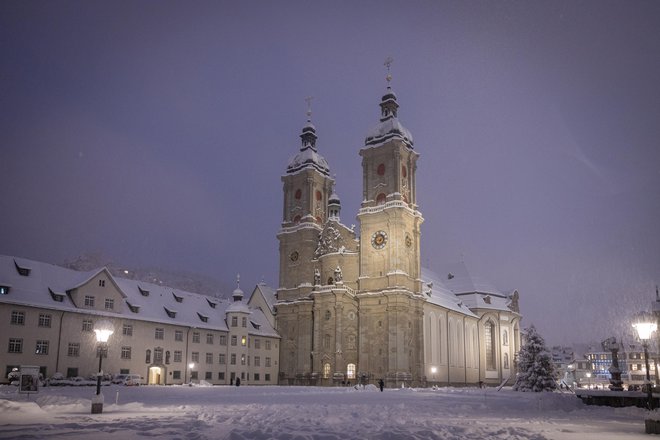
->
0, 255, 279, 385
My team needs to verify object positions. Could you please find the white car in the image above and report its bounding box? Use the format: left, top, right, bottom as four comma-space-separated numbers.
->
112, 374, 142, 386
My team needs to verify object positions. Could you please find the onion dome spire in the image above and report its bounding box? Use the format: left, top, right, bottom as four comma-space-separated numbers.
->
364, 57, 414, 149
286, 96, 331, 175
232, 273, 244, 302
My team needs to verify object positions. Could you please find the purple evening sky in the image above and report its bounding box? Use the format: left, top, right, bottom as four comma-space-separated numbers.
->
1, 1, 659, 346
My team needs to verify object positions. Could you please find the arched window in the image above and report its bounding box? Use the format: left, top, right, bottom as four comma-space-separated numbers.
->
503, 329, 509, 346
323, 363, 331, 379
293, 215, 301, 223
316, 190, 322, 201
294, 189, 302, 200
165, 350, 171, 364
484, 321, 496, 370
376, 193, 386, 205
401, 165, 407, 178
377, 164, 385, 176
327, 277, 333, 285
323, 334, 331, 349
145, 349, 151, 364
503, 352, 510, 369
346, 363, 356, 379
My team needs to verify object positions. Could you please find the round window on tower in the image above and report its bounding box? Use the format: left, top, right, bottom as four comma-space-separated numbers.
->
377, 163, 385, 176
295, 189, 302, 200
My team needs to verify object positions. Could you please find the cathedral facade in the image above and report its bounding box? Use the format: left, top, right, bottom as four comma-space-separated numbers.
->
275, 83, 522, 387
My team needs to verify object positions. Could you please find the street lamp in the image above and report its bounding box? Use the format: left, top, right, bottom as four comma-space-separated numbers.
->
633, 312, 657, 410
91, 320, 114, 414
585, 372, 592, 389
188, 362, 195, 385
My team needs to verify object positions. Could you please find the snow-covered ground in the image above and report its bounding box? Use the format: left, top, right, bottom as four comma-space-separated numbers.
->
0, 384, 653, 439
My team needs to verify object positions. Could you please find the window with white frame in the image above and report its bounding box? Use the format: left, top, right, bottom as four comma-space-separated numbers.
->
155, 328, 164, 340
121, 346, 132, 359
123, 324, 133, 336
175, 330, 183, 341
38, 313, 52, 328
346, 363, 356, 379
68, 343, 80, 357
8, 338, 23, 353
82, 319, 93, 331
35, 340, 49, 355
206, 333, 214, 344
105, 298, 114, 310
192, 332, 200, 343
206, 353, 213, 364
11, 311, 25, 325
84, 295, 95, 307
174, 350, 182, 362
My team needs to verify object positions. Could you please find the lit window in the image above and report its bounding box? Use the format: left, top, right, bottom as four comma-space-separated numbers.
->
241, 336, 247, 346
0, 286, 9, 295
347, 363, 356, 379
241, 354, 246, 365
323, 363, 331, 379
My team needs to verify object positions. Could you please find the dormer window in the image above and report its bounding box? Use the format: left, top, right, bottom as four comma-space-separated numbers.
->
206, 298, 217, 309
0, 285, 10, 295
172, 292, 183, 303
483, 296, 491, 304
138, 286, 149, 297
197, 312, 208, 323
164, 307, 177, 318
251, 322, 261, 330
14, 260, 31, 277
126, 301, 140, 313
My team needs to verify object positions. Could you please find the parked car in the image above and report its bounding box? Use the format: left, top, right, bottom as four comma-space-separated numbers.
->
112, 374, 143, 386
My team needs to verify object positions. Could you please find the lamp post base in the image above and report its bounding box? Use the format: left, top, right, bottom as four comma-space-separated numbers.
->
91, 393, 104, 414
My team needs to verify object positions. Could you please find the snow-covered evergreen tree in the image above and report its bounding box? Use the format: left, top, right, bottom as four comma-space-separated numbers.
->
513, 325, 557, 392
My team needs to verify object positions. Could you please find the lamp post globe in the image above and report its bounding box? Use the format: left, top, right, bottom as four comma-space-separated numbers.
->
633, 312, 657, 411
91, 320, 114, 414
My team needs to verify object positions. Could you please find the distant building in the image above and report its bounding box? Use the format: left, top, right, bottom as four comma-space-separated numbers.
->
275, 81, 523, 387
0, 255, 280, 385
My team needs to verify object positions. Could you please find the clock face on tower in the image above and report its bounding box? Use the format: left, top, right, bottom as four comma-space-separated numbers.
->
371, 230, 388, 249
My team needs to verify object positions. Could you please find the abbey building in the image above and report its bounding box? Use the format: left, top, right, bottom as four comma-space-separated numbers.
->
276, 83, 522, 387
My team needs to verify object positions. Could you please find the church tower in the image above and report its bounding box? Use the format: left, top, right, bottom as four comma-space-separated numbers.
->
356, 64, 425, 384
276, 102, 336, 382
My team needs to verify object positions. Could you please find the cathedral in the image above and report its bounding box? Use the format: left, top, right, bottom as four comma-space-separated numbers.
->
275, 77, 522, 387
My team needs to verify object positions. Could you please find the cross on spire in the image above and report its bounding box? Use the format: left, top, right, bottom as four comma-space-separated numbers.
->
305, 96, 314, 120
384, 56, 394, 85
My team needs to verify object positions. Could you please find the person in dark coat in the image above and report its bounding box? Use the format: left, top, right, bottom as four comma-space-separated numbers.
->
235, 377, 241, 387
378, 379, 384, 392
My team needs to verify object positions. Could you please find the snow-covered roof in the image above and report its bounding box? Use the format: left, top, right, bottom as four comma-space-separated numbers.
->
364, 87, 414, 149
286, 146, 330, 175
365, 116, 414, 149
0, 254, 278, 337
253, 283, 277, 313
434, 261, 517, 313
421, 268, 478, 317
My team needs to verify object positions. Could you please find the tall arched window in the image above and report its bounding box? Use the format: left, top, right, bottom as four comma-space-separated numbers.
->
145, 349, 151, 364
485, 321, 496, 370
376, 193, 386, 205
323, 363, 331, 379
346, 363, 356, 379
